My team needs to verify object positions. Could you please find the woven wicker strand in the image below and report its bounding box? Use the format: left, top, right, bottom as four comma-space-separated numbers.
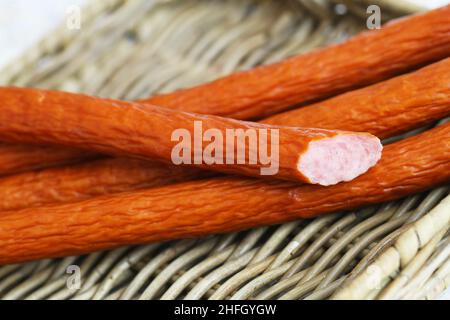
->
0, 0, 448, 300
333, 193, 450, 299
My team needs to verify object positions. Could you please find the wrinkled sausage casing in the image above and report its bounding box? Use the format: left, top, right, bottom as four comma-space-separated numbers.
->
0, 123, 448, 264
0, 87, 382, 185
142, 5, 450, 119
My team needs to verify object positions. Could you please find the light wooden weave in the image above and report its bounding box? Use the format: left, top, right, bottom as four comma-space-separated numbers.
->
0, 0, 448, 300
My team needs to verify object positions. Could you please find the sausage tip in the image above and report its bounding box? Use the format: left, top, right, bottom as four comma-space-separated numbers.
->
298, 134, 382, 186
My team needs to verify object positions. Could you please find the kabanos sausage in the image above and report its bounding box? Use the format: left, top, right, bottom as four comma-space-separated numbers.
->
0, 87, 382, 185
265, 57, 450, 136
0, 123, 448, 264
0, 143, 99, 177
0, 6, 450, 175
141, 5, 450, 119
0, 158, 211, 212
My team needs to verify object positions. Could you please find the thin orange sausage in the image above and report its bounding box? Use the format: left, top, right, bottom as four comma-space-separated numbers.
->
0, 158, 211, 211
265, 57, 450, 136
0, 87, 381, 185
0, 123, 448, 264
0, 143, 99, 177
141, 6, 450, 119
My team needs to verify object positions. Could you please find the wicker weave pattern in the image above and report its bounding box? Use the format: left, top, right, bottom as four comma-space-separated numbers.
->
0, 0, 448, 300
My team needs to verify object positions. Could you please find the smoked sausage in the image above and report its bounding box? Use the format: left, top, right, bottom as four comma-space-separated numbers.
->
0, 87, 382, 185
0, 143, 99, 177
0, 158, 211, 211
0, 123, 448, 264
264, 57, 450, 135
141, 5, 450, 119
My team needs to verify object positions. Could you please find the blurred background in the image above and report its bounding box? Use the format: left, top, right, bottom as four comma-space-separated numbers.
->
0, 0, 86, 68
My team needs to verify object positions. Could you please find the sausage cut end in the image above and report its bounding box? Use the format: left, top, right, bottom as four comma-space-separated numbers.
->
298, 134, 382, 186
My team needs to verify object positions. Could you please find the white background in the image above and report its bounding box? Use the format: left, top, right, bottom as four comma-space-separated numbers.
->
0, 0, 448, 300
